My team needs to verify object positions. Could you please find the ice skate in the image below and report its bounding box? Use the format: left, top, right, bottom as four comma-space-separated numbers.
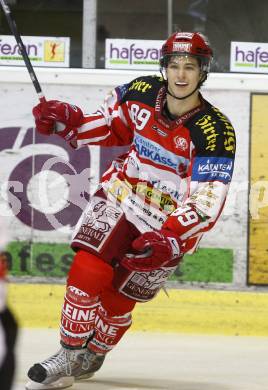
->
25, 346, 105, 390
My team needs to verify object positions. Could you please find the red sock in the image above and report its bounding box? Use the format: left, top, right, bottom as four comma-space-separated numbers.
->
60, 250, 114, 348
88, 304, 132, 354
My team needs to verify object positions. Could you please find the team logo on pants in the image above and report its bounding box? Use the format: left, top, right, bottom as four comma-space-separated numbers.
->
116, 265, 177, 302
72, 196, 123, 252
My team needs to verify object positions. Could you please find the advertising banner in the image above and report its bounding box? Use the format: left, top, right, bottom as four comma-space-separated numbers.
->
0, 35, 70, 67
105, 39, 163, 70
230, 41, 268, 73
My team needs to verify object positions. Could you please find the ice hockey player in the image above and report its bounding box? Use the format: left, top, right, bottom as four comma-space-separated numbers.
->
26, 31, 236, 389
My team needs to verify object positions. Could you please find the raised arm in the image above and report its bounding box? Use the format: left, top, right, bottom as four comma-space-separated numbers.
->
32, 85, 134, 148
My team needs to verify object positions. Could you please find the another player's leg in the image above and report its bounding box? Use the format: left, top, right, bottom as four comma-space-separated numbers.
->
0, 307, 18, 390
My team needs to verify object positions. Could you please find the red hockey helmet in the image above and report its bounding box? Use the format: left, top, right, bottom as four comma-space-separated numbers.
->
160, 32, 213, 72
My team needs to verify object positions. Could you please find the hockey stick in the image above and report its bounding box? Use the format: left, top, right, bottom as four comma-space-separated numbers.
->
0, 0, 46, 103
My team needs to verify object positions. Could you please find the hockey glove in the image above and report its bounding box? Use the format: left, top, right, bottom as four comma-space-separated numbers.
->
32, 100, 83, 141
121, 229, 182, 272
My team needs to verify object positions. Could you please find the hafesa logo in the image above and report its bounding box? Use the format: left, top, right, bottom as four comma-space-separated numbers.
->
44, 40, 65, 62
230, 41, 268, 74
105, 39, 163, 70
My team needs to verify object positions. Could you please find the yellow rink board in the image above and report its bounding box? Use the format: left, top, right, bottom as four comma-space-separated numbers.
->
249, 94, 268, 284
8, 283, 268, 336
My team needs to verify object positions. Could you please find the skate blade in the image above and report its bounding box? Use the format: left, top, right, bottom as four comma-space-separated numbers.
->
75, 372, 95, 381
25, 377, 74, 390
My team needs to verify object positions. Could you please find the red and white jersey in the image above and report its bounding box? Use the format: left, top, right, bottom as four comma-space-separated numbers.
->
73, 75, 236, 253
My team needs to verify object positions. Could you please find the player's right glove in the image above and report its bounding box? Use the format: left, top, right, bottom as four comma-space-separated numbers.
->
121, 228, 182, 272
32, 100, 83, 141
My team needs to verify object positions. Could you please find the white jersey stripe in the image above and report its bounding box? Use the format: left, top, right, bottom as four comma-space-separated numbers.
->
79, 118, 107, 133
77, 132, 111, 147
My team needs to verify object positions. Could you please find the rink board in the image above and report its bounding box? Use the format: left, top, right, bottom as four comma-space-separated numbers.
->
0, 68, 254, 290
248, 94, 268, 284
8, 283, 268, 336
5, 241, 233, 283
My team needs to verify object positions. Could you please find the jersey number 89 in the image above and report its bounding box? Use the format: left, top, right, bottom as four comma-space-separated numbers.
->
129, 104, 151, 131
172, 205, 199, 226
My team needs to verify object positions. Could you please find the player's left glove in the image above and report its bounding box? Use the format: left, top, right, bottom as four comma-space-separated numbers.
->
121, 229, 182, 272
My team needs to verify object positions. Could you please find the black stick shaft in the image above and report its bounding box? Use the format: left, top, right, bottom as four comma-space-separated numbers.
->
0, 0, 45, 102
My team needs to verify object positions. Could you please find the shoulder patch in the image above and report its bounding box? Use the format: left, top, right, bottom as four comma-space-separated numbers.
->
190, 104, 236, 157
129, 79, 153, 93
128, 75, 162, 93
210, 106, 236, 155
120, 75, 163, 106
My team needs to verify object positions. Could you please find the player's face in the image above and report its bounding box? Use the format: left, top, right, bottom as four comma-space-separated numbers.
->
166, 55, 202, 99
